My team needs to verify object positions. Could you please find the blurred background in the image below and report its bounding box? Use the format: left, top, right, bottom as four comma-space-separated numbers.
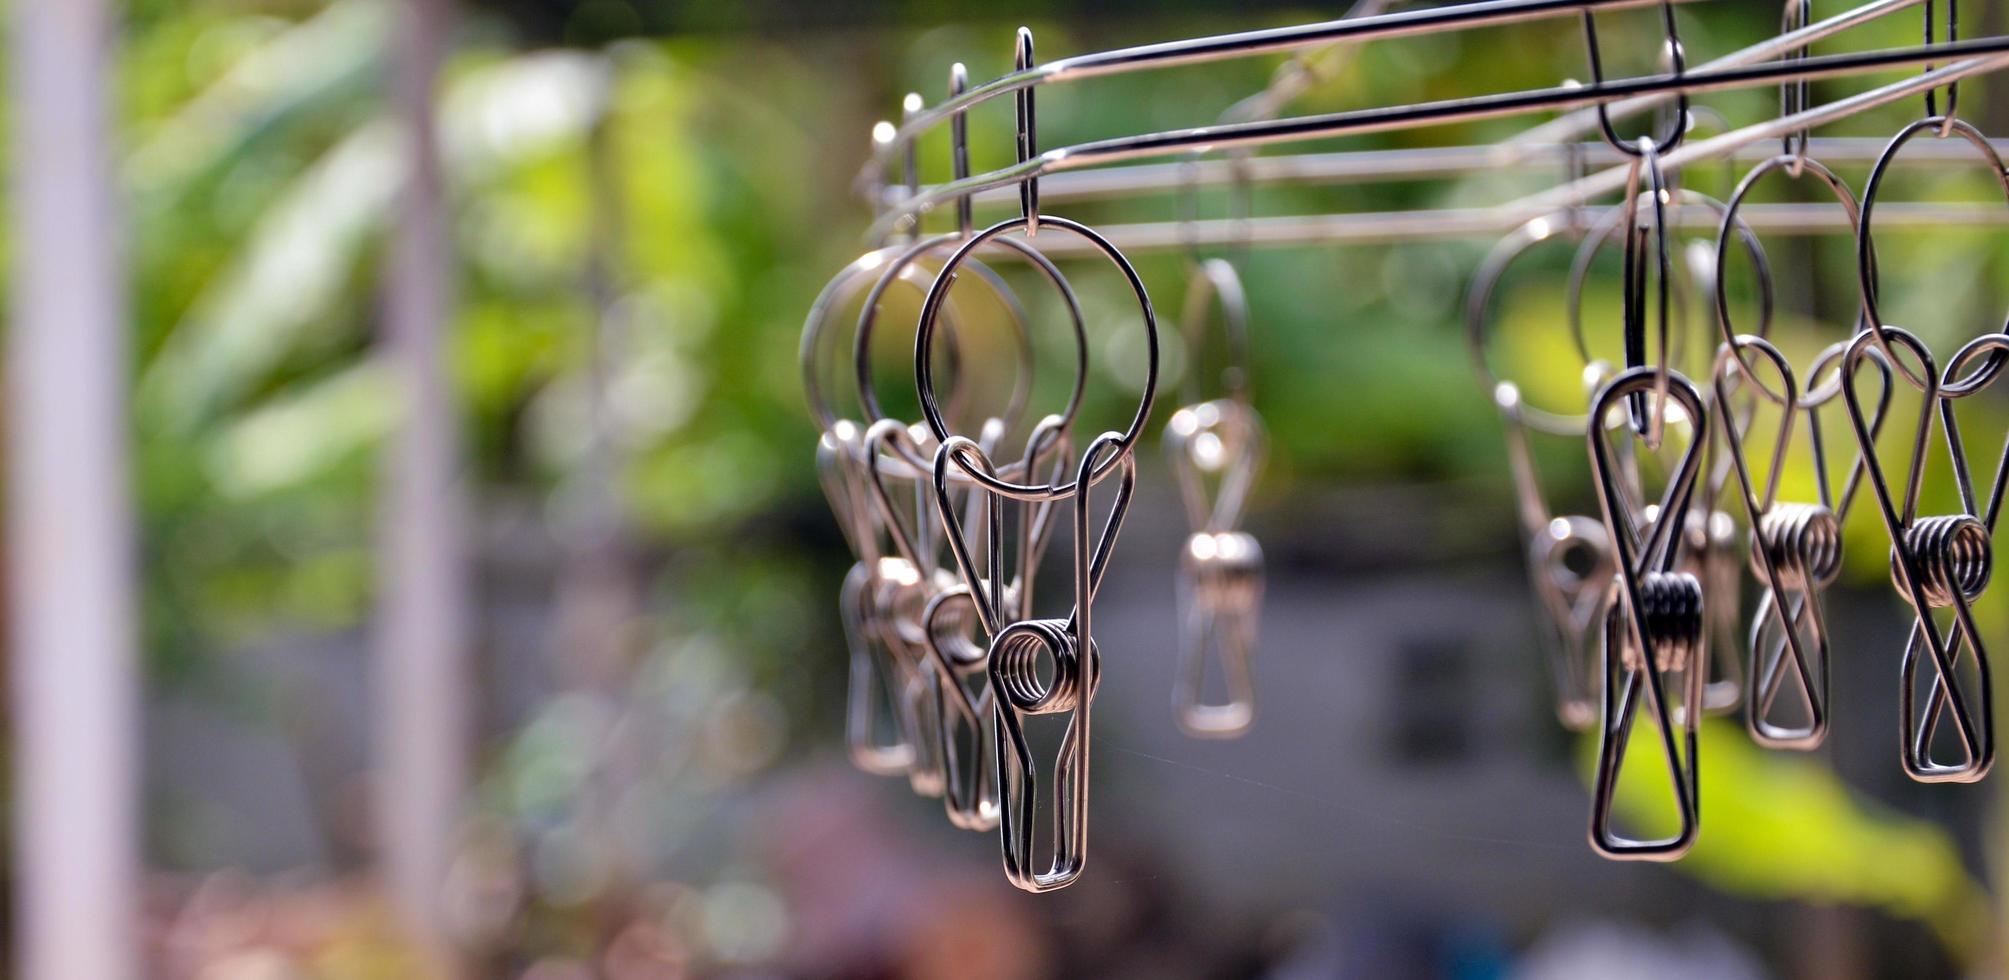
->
11, 0, 2009, 977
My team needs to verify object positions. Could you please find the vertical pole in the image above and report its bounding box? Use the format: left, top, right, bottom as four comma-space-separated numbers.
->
378, 0, 467, 969
7, 2, 139, 979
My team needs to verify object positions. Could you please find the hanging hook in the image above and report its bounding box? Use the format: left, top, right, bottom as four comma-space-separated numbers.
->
1780, 0, 1812, 176
1580, 1, 1687, 157
1616, 140, 1676, 447
1925, 0, 1961, 137
950, 63, 974, 240
1015, 27, 1041, 237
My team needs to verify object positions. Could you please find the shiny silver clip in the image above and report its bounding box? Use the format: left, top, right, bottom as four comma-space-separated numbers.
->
1588, 366, 1710, 861
1166, 258, 1266, 738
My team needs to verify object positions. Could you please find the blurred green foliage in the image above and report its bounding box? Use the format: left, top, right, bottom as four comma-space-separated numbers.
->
1593, 720, 1994, 964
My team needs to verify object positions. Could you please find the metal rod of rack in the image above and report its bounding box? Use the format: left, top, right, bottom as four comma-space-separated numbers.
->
868, 38, 2009, 239
1001, 202, 2007, 255
961, 137, 2009, 207
884, 0, 1930, 211
1519, 52, 2009, 212
948, 49, 2009, 255
862, 0, 1706, 180
1510, 0, 1926, 146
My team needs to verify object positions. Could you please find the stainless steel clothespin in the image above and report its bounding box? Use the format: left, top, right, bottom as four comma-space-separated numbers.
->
1588, 367, 1711, 861
1166, 259, 1266, 738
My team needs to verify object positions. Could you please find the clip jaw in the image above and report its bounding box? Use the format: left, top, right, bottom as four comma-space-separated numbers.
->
1587, 367, 1710, 862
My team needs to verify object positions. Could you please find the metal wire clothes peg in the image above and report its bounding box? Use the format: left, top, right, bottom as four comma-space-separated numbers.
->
1566, 177, 1774, 717
1709, 134, 1885, 749
1587, 366, 1711, 861
1846, 103, 2009, 782
913, 208, 1160, 892
921, 417, 1070, 831
1840, 328, 1996, 782
1586, 145, 1712, 860
1166, 261, 1265, 739
802, 246, 1032, 776
1599, 143, 1747, 717
1467, 213, 1617, 732
845, 233, 1080, 797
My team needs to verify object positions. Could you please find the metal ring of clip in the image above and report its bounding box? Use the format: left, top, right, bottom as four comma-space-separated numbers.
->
916, 215, 1160, 502
854, 231, 1082, 480
1856, 115, 2009, 394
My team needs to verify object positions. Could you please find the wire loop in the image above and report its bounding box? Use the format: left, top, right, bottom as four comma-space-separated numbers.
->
916, 215, 1159, 501
1580, 1, 1687, 158
1856, 116, 2009, 393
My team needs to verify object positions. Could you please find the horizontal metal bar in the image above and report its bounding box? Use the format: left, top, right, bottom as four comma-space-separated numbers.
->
1516, 52, 2009, 213
949, 136, 2009, 207
861, 0, 1705, 182
1511, 0, 1927, 146
876, 0, 1927, 211
1002, 202, 2005, 254
868, 37, 2009, 240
